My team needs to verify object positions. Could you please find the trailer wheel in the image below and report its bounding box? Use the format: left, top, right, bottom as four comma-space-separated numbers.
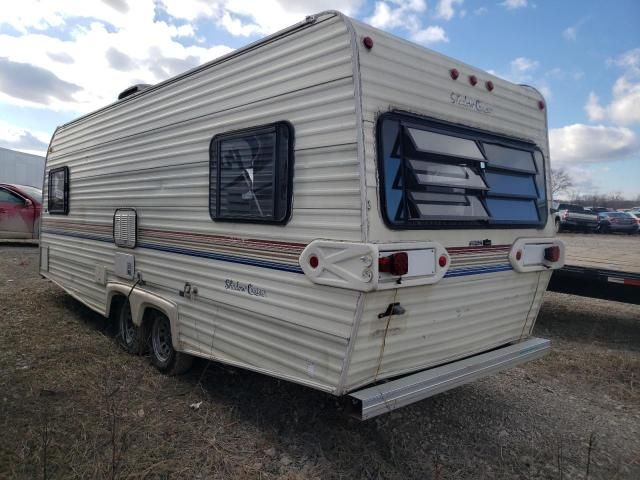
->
150, 311, 192, 375
118, 300, 147, 355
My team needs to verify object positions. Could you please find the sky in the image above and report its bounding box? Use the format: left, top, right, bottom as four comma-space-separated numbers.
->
0, 0, 639, 198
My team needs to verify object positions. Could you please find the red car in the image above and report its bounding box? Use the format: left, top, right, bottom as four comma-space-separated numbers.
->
0, 183, 42, 240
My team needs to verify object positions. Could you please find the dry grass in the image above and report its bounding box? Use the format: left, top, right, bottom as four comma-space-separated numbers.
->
533, 291, 640, 404
1, 245, 639, 479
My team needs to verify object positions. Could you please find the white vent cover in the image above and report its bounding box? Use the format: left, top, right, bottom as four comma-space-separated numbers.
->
113, 208, 137, 248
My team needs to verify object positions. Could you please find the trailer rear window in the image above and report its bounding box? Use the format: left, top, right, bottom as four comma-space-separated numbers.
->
377, 112, 547, 229
209, 122, 294, 224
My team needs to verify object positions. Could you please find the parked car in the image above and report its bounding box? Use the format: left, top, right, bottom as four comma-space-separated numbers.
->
626, 213, 640, 233
557, 203, 599, 232
0, 183, 42, 239
550, 202, 561, 233
585, 206, 613, 213
596, 211, 639, 234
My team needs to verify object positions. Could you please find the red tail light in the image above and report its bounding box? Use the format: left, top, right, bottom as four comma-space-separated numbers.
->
379, 252, 409, 276
544, 246, 560, 262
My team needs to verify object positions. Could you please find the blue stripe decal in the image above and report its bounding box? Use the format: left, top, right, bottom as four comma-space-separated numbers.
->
43, 229, 113, 243
43, 229, 513, 278
138, 241, 304, 274
445, 264, 513, 277
42, 229, 304, 274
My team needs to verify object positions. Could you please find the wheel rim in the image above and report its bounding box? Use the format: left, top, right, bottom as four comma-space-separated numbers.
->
153, 315, 173, 363
121, 303, 136, 345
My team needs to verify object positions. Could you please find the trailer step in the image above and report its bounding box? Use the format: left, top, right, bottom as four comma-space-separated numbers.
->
348, 337, 550, 420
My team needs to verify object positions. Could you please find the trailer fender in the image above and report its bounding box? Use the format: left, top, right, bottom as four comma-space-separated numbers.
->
106, 283, 180, 350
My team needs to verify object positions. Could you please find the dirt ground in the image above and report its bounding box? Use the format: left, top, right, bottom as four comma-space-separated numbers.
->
1, 244, 638, 479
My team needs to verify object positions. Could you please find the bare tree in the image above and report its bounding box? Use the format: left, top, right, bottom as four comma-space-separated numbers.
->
550, 167, 573, 197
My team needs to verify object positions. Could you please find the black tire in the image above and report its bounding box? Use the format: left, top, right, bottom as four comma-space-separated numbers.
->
554, 219, 560, 234
150, 311, 192, 375
118, 300, 148, 355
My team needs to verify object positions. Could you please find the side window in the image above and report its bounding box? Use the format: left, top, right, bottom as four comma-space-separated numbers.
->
209, 122, 294, 224
48, 166, 69, 215
0, 188, 24, 204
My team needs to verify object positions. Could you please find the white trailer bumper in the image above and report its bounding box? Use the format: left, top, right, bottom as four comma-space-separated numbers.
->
348, 337, 550, 420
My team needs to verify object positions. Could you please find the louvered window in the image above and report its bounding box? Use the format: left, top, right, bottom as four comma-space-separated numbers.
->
113, 208, 137, 248
209, 122, 294, 224
377, 112, 547, 229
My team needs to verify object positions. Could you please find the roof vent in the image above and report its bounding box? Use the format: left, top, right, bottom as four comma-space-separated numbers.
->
117, 84, 151, 100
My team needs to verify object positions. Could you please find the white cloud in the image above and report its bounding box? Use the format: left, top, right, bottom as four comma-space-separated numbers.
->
219, 11, 262, 37
435, 0, 464, 21
160, 0, 364, 37
368, 1, 407, 29
158, 0, 220, 22
584, 48, 640, 126
562, 18, 587, 42
608, 76, 640, 125
411, 26, 449, 44
511, 57, 540, 74
549, 124, 639, 164
0, 120, 50, 156
475, 7, 488, 15
537, 85, 552, 99
365, 1, 448, 45
490, 56, 550, 96
488, 57, 559, 99
585, 92, 606, 121
500, 0, 527, 10
562, 26, 577, 41
608, 47, 640, 73
367, 0, 425, 30
0, 1, 233, 113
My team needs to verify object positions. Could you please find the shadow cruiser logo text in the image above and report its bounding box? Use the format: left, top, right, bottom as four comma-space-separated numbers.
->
450, 92, 493, 114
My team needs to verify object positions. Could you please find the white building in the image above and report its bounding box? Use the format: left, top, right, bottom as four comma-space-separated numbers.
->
0, 146, 46, 187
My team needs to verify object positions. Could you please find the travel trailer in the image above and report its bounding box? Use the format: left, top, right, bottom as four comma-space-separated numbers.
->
40, 11, 564, 419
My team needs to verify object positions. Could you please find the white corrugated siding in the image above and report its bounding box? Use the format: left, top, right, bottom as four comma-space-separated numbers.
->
344, 270, 544, 391
351, 18, 554, 245
41, 13, 362, 393
338, 19, 553, 392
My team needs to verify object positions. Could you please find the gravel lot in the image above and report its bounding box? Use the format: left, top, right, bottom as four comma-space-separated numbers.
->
1, 244, 638, 479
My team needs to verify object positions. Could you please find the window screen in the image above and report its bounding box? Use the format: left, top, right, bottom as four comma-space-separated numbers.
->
48, 166, 69, 215
209, 122, 293, 224
377, 112, 547, 229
